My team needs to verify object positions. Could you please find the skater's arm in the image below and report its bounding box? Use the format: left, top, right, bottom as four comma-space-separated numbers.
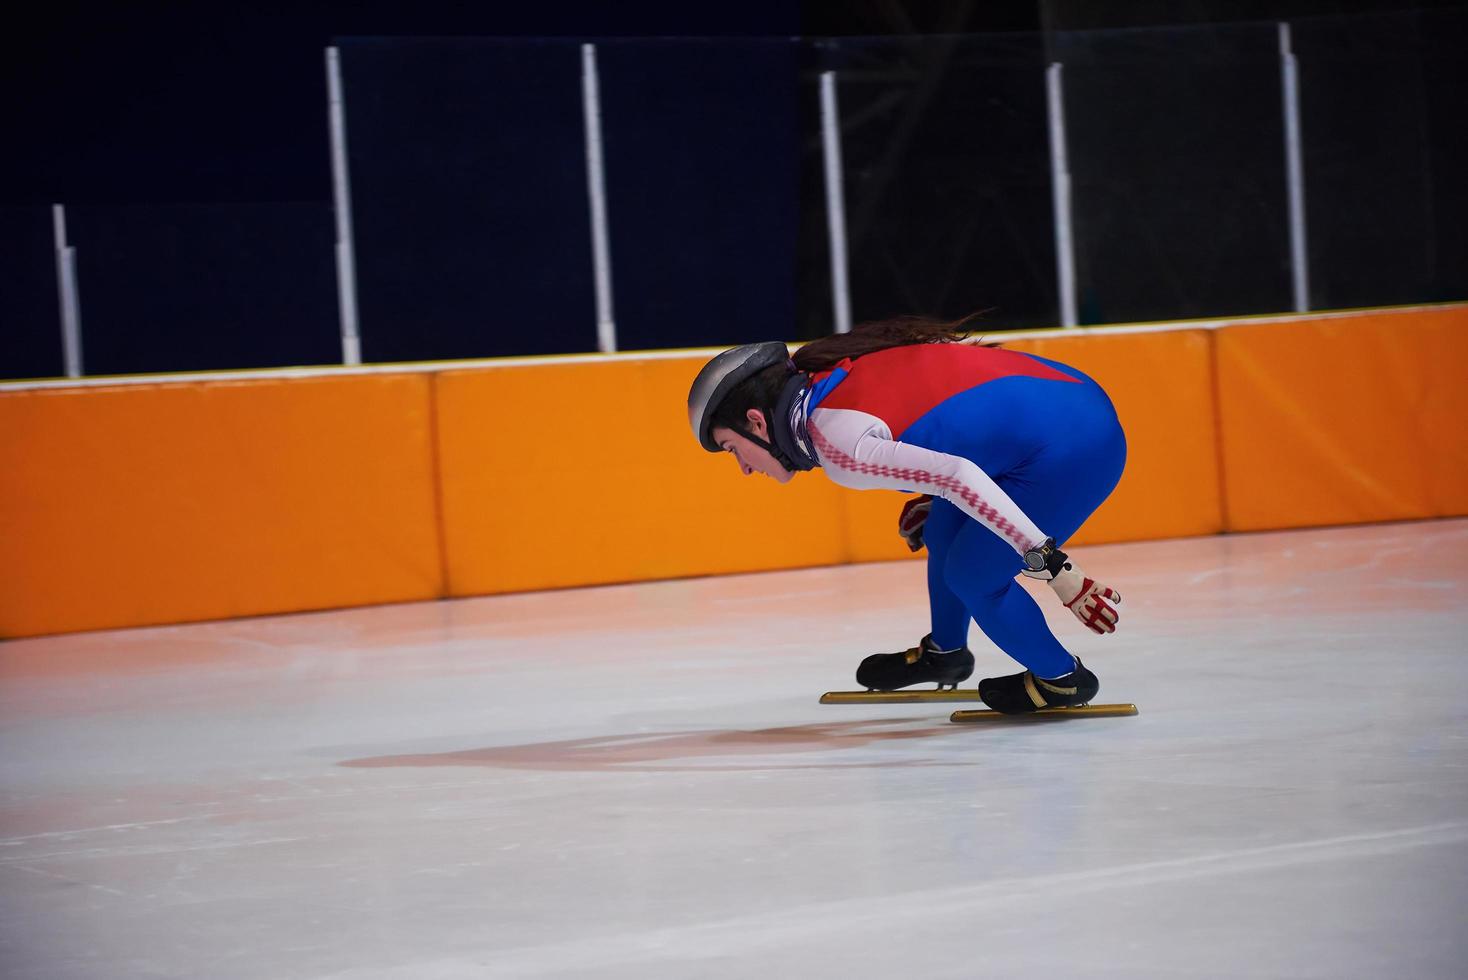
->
809, 406, 1123, 634
806, 408, 1044, 555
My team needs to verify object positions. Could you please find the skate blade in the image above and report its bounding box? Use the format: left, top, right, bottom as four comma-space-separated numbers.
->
820, 690, 985, 704
949, 703, 1139, 722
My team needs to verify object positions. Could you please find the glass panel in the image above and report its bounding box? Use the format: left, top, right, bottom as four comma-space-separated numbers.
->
340, 36, 802, 357
0, 206, 63, 380
1420, 7, 1468, 304
800, 34, 1056, 338
337, 38, 598, 361
596, 38, 800, 351
68, 203, 339, 376
1053, 20, 1290, 325
13, 12, 1459, 380
1294, 8, 1467, 309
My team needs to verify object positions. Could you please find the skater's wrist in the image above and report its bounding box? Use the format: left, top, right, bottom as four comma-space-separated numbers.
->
1021, 537, 1068, 580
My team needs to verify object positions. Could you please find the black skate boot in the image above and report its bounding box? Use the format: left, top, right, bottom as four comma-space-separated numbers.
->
978, 658, 1099, 714
855, 635, 975, 691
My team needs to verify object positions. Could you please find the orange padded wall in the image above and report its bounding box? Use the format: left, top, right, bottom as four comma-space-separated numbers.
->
0, 375, 443, 638
4, 304, 1462, 637
435, 358, 853, 595
1214, 306, 1468, 531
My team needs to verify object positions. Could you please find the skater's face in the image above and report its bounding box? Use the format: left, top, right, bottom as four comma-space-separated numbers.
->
711, 408, 794, 484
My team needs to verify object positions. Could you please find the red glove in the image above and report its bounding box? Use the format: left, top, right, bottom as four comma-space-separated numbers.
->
897, 495, 933, 552
1049, 564, 1122, 634
1020, 538, 1121, 635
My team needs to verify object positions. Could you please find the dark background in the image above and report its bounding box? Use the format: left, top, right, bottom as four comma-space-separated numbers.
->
2, 0, 1464, 379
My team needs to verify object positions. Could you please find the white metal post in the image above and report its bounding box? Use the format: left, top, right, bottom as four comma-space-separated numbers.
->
1279, 23, 1310, 313
1046, 63, 1078, 329
819, 71, 853, 335
326, 47, 363, 365
581, 43, 617, 354
51, 204, 84, 378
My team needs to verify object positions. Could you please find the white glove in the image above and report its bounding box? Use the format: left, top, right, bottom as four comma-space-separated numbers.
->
1021, 538, 1121, 635
1048, 563, 1121, 635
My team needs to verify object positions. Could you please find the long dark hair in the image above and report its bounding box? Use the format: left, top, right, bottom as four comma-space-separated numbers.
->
792, 311, 986, 373
709, 312, 989, 437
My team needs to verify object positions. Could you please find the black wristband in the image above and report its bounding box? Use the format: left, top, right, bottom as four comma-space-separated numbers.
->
1022, 537, 1069, 578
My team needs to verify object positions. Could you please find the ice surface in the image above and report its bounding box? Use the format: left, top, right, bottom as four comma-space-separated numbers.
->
2, 520, 1466, 978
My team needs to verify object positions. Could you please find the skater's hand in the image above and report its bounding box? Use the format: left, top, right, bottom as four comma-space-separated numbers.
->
1049, 563, 1121, 635
898, 495, 933, 552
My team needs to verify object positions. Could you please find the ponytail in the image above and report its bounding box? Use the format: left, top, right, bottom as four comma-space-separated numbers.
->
791, 311, 992, 374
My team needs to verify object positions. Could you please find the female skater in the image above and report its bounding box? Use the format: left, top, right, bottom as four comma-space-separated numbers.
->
686, 317, 1126, 714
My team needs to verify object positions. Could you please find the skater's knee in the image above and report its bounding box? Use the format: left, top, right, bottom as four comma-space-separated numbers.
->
943, 555, 1018, 607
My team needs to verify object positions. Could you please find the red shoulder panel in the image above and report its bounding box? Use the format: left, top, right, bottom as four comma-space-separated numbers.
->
816, 344, 1078, 439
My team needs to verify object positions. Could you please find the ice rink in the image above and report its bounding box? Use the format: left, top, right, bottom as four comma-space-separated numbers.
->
3, 518, 1466, 979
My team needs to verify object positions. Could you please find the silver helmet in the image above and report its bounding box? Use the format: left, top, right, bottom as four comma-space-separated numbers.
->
687, 342, 790, 452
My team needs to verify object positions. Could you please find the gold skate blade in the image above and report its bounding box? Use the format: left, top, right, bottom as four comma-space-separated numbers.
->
820, 690, 986, 704
949, 703, 1139, 722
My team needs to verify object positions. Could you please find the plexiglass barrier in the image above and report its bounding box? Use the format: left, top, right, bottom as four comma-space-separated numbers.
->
2, 9, 1462, 380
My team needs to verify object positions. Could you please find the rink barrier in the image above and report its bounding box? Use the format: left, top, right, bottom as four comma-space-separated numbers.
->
1212, 306, 1468, 531
1, 302, 1463, 637
0, 374, 444, 637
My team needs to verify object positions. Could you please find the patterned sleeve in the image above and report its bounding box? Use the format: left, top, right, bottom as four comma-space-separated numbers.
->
807, 406, 1045, 555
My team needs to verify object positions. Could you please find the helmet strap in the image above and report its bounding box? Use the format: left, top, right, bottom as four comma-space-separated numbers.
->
734, 371, 818, 473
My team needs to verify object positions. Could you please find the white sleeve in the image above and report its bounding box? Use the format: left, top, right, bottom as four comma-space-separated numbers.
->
807, 406, 1045, 555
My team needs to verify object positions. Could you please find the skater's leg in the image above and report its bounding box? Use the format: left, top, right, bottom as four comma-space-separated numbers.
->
926, 377, 1125, 707
939, 380, 1126, 675
871, 377, 1126, 691
852, 500, 975, 690
920, 499, 971, 651
943, 521, 1077, 679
